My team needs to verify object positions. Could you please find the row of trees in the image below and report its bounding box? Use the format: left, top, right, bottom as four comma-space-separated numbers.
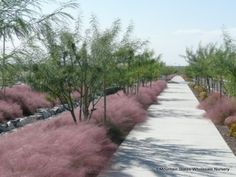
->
184, 32, 236, 96
0, 1, 165, 123
25, 19, 163, 123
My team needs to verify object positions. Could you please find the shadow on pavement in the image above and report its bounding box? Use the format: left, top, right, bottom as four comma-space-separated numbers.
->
99, 137, 234, 177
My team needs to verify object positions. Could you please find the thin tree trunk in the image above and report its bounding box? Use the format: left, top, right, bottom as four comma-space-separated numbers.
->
220, 77, 223, 96
103, 76, 107, 122
123, 85, 126, 94
206, 77, 211, 93
70, 109, 77, 124
196, 76, 199, 85
142, 80, 144, 86
136, 81, 140, 95
79, 86, 83, 121
83, 86, 89, 120
68, 92, 77, 123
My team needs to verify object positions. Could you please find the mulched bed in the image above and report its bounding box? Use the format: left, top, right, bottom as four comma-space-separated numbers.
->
188, 83, 236, 156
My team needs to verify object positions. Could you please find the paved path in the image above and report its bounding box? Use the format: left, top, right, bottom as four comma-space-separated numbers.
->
99, 76, 236, 177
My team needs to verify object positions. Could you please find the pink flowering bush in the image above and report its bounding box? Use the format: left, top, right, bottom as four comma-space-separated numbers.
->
0, 85, 52, 115
92, 93, 147, 132
205, 97, 236, 124
135, 87, 157, 108
0, 100, 23, 122
151, 80, 167, 95
224, 115, 236, 127
198, 92, 222, 111
92, 80, 167, 130
198, 92, 236, 124
135, 80, 167, 109
0, 111, 117, 177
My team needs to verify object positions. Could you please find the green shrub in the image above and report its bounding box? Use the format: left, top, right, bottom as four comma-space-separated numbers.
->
229, 123, 236, 138
199, 91, 208, 100
105, 120, 127, 144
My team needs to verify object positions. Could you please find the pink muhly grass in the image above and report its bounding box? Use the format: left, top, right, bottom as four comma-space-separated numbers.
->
151, 86, 162, 96
0, 111, 117, 177
204, 96, 236, 124
107, 94, 147, 126
0, 100, 23, 122
151, 80, 167, 95
224, 115, 236, 127
0, 85, 52, 115
198, 92, 222, 111
155, 80, 167, 90
91, 80, 167, 129
92, 94, 147, 131
135, 87, 157, 108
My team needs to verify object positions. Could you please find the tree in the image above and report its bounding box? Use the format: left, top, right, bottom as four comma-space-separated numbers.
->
27, 18, 122, 123
89, 18, 121, 122
184, 32, 236, 96
0, 0, 33, 92
0, 0, 78, 95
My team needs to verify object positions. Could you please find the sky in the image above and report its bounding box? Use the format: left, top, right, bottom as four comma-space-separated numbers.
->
44, 0, 236, 66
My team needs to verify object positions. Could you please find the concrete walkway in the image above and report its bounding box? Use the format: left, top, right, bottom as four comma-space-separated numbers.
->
99, 76, 236, 177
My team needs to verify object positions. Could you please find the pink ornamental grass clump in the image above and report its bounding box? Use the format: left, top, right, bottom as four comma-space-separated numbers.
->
0, 111, 117, 177
106, 94, 147, 126
157, 80, 167, 90
0, 100, 23, 122
151, 80, 167, 95
151, 85, 162, 96
0, 85, 52, 115
92, 93, 147, 131
202, 95, 236, 124
224, 115, 236, 127
198, 92, 222, 111
135, 87, 157, 108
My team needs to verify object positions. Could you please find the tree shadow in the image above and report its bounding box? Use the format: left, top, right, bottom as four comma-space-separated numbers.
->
99, 137, 235, 177
147, 108, 203, 119
164, 91, 187, 94
158, 98, 193, 102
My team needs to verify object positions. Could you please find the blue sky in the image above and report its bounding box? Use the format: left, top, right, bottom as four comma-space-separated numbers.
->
44, 0, 236, 66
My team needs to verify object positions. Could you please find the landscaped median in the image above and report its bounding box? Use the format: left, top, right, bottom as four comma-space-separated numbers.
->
0, 84, 80, 134
0, 80, 167, 177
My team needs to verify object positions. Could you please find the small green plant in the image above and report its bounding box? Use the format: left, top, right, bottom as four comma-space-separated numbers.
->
199, 91, 208, 100
229, 123, 236, 138
105, 120, 126, 144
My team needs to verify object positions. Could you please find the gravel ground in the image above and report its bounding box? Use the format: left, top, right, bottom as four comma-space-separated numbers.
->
216, 125, 236, 156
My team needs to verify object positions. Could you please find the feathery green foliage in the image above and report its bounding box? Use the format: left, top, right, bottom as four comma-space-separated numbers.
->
184, 32, 236, 96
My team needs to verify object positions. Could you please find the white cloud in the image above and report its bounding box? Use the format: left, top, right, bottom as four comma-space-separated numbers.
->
173, 27, 236, 37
